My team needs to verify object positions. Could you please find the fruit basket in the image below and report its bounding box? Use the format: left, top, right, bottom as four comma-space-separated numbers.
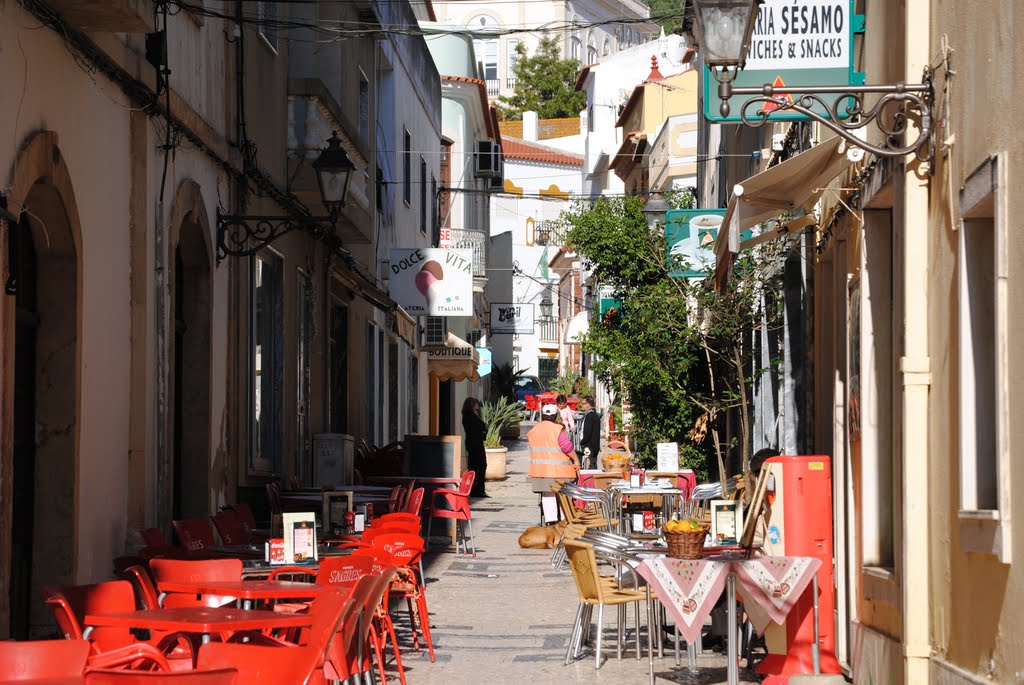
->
664, 526, 710, 559
601, 454, 630, 473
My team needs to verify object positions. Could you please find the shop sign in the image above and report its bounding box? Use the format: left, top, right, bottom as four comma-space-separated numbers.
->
476, 347, 492, 377
490, 303, 535, 335
703, 0, 862, 122
666, 209, 752, 278
389, 248, 473, 316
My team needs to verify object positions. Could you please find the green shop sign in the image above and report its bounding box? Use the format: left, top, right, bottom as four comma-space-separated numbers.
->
703, 0, 863, 123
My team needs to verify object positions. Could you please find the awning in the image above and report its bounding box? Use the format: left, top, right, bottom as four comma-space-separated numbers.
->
564, 311, 589, 344
427, 332, 480, 382
714, 136, 854, 261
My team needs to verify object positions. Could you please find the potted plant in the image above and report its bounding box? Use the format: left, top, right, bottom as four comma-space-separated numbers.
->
479, 397, 524, 481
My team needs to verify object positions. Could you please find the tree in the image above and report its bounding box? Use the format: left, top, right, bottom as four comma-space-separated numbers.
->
561, 191, 787, 487
497, 36, 588, 121
645, 0, 685, 34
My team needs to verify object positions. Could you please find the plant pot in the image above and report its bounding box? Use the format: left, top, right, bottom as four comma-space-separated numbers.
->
484, 446, 508, 481
499, 422, 521, 440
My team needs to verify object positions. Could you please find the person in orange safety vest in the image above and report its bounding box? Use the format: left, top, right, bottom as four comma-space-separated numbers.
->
527, 403, 579, 524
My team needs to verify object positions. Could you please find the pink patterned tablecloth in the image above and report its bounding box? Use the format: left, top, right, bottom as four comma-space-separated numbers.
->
636, 555, 821, 644
635, 558, 730, 643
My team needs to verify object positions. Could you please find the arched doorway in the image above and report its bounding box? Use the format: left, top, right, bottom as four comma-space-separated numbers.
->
8, 182, 79, 638
170, 201, 212, 520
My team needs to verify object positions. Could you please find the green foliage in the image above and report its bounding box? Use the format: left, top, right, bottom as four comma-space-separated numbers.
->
548, 371, 593, 397
497, 36, 588, 120
489, 362, 525, 403
645, 0, 685, 34
480, 397, 525, 448
561, 187, 786, 484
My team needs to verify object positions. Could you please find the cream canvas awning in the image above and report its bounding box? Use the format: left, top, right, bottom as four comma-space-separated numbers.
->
714, 136, 854, 262
427, 332, 480, 382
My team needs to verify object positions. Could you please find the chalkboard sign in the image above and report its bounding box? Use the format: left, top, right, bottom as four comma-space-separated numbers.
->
404, 435, 464, 479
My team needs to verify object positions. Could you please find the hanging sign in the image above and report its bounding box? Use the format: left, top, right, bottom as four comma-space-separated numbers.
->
490, 303, 535, 335
703, 0, 862, 122
389, 248, 473, 316
666, 209, 753, 277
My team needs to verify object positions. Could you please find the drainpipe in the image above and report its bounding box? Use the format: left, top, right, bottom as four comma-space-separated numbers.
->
155, 201, 168, 528
901, 0, 931, 681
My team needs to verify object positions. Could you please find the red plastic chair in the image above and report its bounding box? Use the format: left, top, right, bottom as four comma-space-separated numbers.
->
84, 668, 239, 684
0, 638, 89, 681
211, 510, 248, 546
171, 518, 217, 554
198, 643, 324, 685
43, 584, 174, 671
148, 558, 242, 609
374, 512, 421, 528
402, 487, 424, 515
368, 533, 435, 662
425, 470, 477, 556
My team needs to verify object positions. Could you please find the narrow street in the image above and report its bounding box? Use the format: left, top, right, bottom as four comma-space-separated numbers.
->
396, 427, 759, 684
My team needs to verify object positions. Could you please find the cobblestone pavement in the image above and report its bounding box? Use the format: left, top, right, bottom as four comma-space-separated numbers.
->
386, 428, 761, 685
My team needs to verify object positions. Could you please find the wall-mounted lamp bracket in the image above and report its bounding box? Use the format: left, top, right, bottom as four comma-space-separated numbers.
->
215, 211, 338, 264
715, 67, 934, 161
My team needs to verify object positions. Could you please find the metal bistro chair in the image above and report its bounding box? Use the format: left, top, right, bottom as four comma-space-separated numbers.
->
551, 482, 615, 570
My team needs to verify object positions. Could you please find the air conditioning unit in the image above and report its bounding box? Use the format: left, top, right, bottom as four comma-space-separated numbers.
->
474, 140, 497, 177
487, 144, 504, 190
423, 316, 447, 346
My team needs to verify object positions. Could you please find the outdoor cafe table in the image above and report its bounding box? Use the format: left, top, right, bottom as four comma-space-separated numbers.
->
636, 554, 822, 685
156, 579, 324, 610
83, 606, 314, 644
605, 482, 686, 535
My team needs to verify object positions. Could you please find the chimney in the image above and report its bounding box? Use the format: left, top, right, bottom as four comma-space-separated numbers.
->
523, 111, 539, 142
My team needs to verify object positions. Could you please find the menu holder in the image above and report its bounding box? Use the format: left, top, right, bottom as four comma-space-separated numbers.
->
282, 511, 318, 563
710, 499, 743, 546
322, 491, 354, 536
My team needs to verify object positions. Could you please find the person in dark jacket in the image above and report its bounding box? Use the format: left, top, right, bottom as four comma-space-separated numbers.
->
462, 397, 488, 497
575, 396, 601, 470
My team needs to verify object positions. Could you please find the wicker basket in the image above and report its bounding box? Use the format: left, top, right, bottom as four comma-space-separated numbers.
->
601, 455, 630, 473
665, 527, 709, 559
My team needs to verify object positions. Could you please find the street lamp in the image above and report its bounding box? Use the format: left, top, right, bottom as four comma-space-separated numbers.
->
642, 194, 670, 232
689, 0, 935, 159
216, 132, 355, 264
539, 292, 553, 320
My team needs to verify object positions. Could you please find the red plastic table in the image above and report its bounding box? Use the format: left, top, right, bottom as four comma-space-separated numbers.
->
156, 580, 324, 609
83, 606, 313, 643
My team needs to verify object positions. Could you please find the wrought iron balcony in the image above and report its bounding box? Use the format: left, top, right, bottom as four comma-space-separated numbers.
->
535, 220, 567, 247
448, 228, 487, 275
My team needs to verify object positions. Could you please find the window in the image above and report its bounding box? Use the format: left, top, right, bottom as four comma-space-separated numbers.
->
470, 15, 499, 94
256, 1, 277, 51
957, 154, 1009, 561
538, 357, 558, 387
587, 34, 598, 65
403, 129, 411, 205
431, 176, 439, 245
250, 254, 283, 473
420, 157, 427, 234
407, 349, 418, 435
570, 20, 582, 61
358, 73, 369, 142
388, 340, 399, 443
329, 300, 349, 434
506, 39, 520, 88
296, 271, 312, 480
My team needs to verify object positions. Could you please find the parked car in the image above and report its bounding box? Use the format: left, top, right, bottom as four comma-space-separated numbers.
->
514, 375, 546, 404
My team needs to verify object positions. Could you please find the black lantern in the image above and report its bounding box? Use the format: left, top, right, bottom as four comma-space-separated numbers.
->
539, 292, 553, 320
313, 131, 354, 220
215, 133, 356, 264
689, 0, 762, 69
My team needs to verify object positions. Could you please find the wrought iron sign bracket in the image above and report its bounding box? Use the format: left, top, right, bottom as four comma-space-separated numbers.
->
215, 210, 339, 264
715, 67, 935, 161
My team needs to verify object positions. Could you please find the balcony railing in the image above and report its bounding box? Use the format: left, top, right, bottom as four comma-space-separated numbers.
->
449, 228, 487, 275
486, 79, 500, 97
538, 319, 558, 344
535, 220, 567, 246
506, 77, 518, 90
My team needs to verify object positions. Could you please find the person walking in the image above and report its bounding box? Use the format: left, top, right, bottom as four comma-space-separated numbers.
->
462, 397, 488, 497
575, 396, 601, 470
527, 404, 579, 524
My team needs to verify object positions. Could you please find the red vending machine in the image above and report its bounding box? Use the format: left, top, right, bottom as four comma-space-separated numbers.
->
757, 455, 842, 682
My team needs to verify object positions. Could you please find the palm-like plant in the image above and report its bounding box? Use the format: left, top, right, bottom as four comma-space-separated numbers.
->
548, 371, 594, 397
489, 362, 526, 403
480, 397, 525, 448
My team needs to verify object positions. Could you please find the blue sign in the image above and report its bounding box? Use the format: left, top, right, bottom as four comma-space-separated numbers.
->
476, 347, 492, 377
768, 524, 782, 545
